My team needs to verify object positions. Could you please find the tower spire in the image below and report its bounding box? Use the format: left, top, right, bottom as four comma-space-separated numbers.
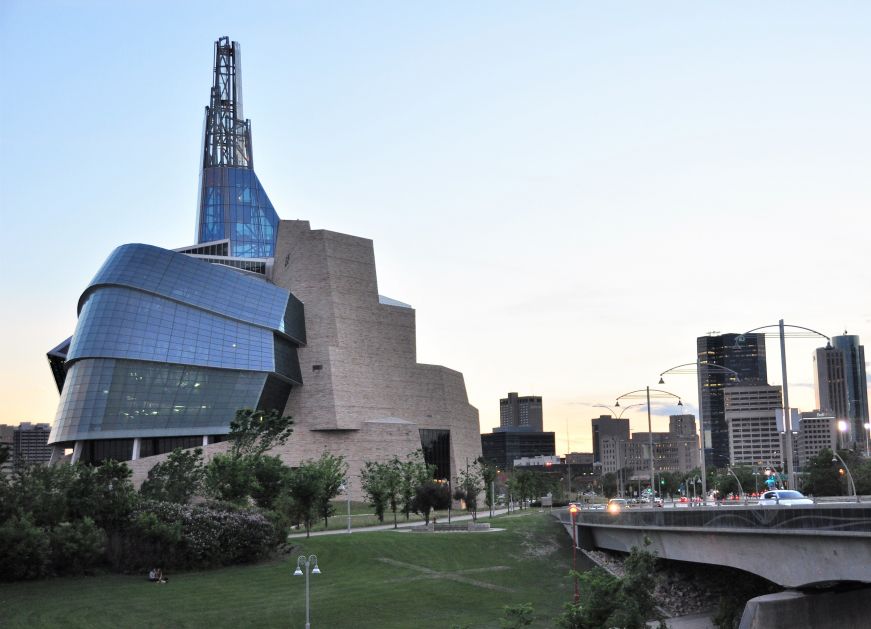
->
203, 36, 252, 168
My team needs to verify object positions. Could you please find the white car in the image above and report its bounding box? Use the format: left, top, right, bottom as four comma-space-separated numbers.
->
757, 490, 814, 506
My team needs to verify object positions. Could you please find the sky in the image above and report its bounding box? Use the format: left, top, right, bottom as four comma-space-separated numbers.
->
2, 2, 870, 454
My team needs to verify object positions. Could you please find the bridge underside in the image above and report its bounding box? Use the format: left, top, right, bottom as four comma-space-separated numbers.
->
566, 505, 871, 588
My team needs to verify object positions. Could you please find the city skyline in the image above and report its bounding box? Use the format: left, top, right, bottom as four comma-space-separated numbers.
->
3, 3, 871, 455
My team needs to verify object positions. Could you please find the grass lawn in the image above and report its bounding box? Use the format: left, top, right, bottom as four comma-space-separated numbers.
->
1, 510, 575, 628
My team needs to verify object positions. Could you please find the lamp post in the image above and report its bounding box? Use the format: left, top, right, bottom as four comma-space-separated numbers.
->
659, 362, 739, 504
726, 467, 745, 503
740, 320, 830, 490
568, 503, 580, 603
293, 554, 321, 629
339, 479, 352, 534
615, 388, 683, 501
865, 423, 871, 459
831, 451, 859, 503
593, 403, 644, 419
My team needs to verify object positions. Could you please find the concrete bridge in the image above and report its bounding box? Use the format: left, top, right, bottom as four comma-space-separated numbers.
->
559, 504, 871, 588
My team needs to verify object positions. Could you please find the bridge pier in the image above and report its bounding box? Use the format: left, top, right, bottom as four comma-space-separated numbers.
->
739, 586, 871, 629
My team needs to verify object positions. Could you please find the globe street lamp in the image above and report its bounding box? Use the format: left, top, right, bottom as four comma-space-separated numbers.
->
615, 387, 683, 500
293, 554, 321, 629
740, 320, 830, 490
567, 503, 581, 603
659, 362, 739, 502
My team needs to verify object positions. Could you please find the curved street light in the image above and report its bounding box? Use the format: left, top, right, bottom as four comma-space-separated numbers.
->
831, 451, 859, 503
593, 403, 644, 419
615, 387, 683, 498
741, 320, 830, 490
659, 361, 740, 501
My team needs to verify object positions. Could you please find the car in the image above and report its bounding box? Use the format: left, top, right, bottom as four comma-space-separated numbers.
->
757, 490, 814, 506
607, 498, 628, 513
679, 496, 689, 503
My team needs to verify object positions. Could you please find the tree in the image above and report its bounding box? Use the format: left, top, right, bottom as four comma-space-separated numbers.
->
282, 462, 323, 537
801, 448, 843, 497
312, 452, 347, 528
556, 541, 663, 629
454, 462, 484, 521
140, 448, 204, 504
228, 408, 294, 458
250, 455, 291, 510
399, 451, 434, 520
360, 459, 402, 527
477, 457, 498, 517
412, 480, 451, 525
204, 453, 257, 504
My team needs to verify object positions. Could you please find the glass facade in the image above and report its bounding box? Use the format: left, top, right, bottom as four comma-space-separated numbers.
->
419, 429, 451, 480
49, 243, 306, 448
197, 167, 279, 258
697, 333, 768, 470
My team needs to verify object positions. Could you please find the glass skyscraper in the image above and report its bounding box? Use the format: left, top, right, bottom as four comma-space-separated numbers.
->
697, 332, 768, 469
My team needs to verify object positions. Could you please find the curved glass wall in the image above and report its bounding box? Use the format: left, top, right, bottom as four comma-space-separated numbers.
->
52, 359, 268, 442
49, 244, 305, 448
197, 166, 279, 258
83, 244, 304, 343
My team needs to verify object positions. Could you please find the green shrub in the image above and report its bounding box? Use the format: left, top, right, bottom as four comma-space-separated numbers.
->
0, 516, 51, 581
49, 517, 106, 575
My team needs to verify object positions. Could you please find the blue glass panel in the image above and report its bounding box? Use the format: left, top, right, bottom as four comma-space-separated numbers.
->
70, 287, 276, 373
84, 244, 295, 333
197, 166, 279, 258
50, 359, 269, 443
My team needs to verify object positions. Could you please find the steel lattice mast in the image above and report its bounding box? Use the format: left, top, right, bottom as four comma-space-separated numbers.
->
202, 36, 252, 169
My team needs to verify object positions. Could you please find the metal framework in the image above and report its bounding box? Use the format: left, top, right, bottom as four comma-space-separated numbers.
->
203, 36, 253, 169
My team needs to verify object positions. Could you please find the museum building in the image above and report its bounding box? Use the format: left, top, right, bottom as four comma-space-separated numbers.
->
47, 37, 482, 491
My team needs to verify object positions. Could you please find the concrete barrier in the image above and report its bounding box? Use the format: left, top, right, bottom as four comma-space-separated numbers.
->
739, 587, 871, 629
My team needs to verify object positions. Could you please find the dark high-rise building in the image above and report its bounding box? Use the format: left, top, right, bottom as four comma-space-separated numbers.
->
480, 431, 556, 470
498, 393, 543, 432
697, 333, 767, 469
815, 334, 868, 450
591, 415, 630, 464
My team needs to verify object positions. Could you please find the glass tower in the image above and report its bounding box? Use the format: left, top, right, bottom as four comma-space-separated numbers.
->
195, 36, 279, 259
697, 332, 768, 469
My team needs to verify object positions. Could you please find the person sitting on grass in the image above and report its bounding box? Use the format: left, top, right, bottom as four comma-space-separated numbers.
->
148, 568, 158, 582
156, 568, 168, 583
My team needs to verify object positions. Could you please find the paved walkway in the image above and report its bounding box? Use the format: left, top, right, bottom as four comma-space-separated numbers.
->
287, 507, 514, 538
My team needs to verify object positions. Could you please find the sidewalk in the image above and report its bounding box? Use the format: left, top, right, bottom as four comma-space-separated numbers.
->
288, 507, 513, 538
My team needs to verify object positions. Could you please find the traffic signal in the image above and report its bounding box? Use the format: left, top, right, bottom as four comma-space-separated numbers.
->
838, 467, 846, 477
660, 478, 665, 485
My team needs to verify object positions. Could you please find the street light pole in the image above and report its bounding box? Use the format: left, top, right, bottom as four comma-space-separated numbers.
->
831, 451, 859, 503
615, 388, 682, 502
659, 362, 740, 505
293, 554, 321, 629
568, 504, 580, 603
646, 386, 654, 498
742, 320, 830, 490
